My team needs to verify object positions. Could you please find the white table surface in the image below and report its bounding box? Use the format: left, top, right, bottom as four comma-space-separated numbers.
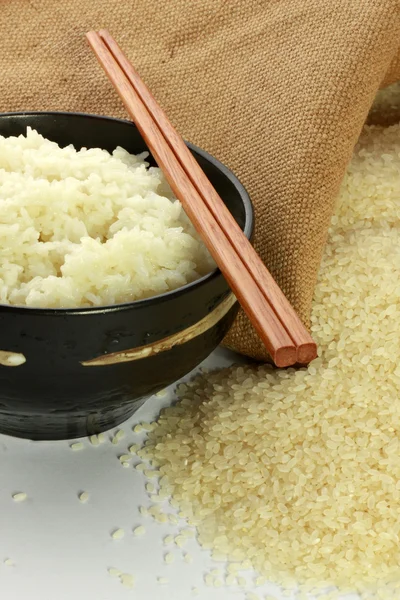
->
0, 347, 355, 600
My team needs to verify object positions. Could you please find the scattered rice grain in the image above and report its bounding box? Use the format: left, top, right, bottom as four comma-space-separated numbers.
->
70, 442, 84, 451
12, 492, 27, 502
164, 552, 175, 564
164, 535, 174, 545
120, 573, 135, 589
111, 528, 124, 540
175, 535, 187, 548
119, 454, 131, 463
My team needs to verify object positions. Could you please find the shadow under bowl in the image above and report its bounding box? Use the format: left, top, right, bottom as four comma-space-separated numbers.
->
0, 112, 253, 440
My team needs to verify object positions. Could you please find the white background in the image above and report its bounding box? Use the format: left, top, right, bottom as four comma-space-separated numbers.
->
0, 348, 354, 600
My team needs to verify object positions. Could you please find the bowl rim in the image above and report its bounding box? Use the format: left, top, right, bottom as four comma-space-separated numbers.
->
0, 111, 254, 316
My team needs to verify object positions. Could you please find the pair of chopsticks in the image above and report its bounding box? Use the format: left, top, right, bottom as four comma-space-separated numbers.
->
86, 30, 317, 368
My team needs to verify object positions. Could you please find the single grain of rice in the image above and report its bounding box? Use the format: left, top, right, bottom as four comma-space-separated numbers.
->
4, 558, 14, 566
12, 492, 27, 502
164, 552, 175, 564
70, 442, 84, 451
133, 525, 146, 536
164, 535, 174, 545
108, 567, 122, 578
120, 573, 135, 589
111, 528, 124, 540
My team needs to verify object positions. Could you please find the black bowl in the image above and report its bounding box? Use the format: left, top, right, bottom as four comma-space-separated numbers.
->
0, 112, 253, 440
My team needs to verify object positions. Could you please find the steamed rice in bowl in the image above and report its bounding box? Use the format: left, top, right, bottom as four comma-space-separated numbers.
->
0, 127, 214, 309
0, 112, 250, 440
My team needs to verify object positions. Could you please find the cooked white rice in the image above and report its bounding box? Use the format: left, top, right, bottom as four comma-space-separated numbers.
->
0, 128, 214, 308
139, 124, 400, 598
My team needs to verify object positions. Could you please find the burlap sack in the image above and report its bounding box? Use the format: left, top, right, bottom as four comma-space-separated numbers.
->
1, 0, 400, 361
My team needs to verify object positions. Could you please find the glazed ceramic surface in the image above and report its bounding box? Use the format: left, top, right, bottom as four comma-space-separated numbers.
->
0, 112, 253, 440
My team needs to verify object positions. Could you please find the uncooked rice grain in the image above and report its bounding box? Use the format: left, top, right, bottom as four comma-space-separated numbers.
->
140, 125, 400, 596
119, 573, 135, 589
155, 513, 169, 523
0, 128, 213, 308
12, 492, 27, 502
164, 535, 174, 545
246, 593, 260, 600
4, 558, 14, 567
168, 514, 179, 525
70, 442, 84, 451
175, 535, 187, 547
111, 528, 124, 540
164, 552, 175, 564
133, 525, 146, 536
119, 454, 131, 463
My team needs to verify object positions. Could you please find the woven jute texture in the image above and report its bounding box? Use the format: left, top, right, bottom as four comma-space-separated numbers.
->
1, 0, 400, 360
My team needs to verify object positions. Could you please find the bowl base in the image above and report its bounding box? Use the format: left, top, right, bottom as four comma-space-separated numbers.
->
0, 397, 147, 441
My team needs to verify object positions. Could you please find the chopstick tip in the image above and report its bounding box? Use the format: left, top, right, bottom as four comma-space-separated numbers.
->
274, 346, 297, 369
297, 343, 318, 365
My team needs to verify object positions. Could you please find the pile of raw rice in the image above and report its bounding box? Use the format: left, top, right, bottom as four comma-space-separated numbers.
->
0, 128, 213, 308
138, 124, 400, 598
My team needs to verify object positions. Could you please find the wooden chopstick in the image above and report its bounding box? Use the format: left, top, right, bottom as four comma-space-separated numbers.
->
86, 31, 316, 367
86, 31, 295, 368
96, 30, 317, 365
